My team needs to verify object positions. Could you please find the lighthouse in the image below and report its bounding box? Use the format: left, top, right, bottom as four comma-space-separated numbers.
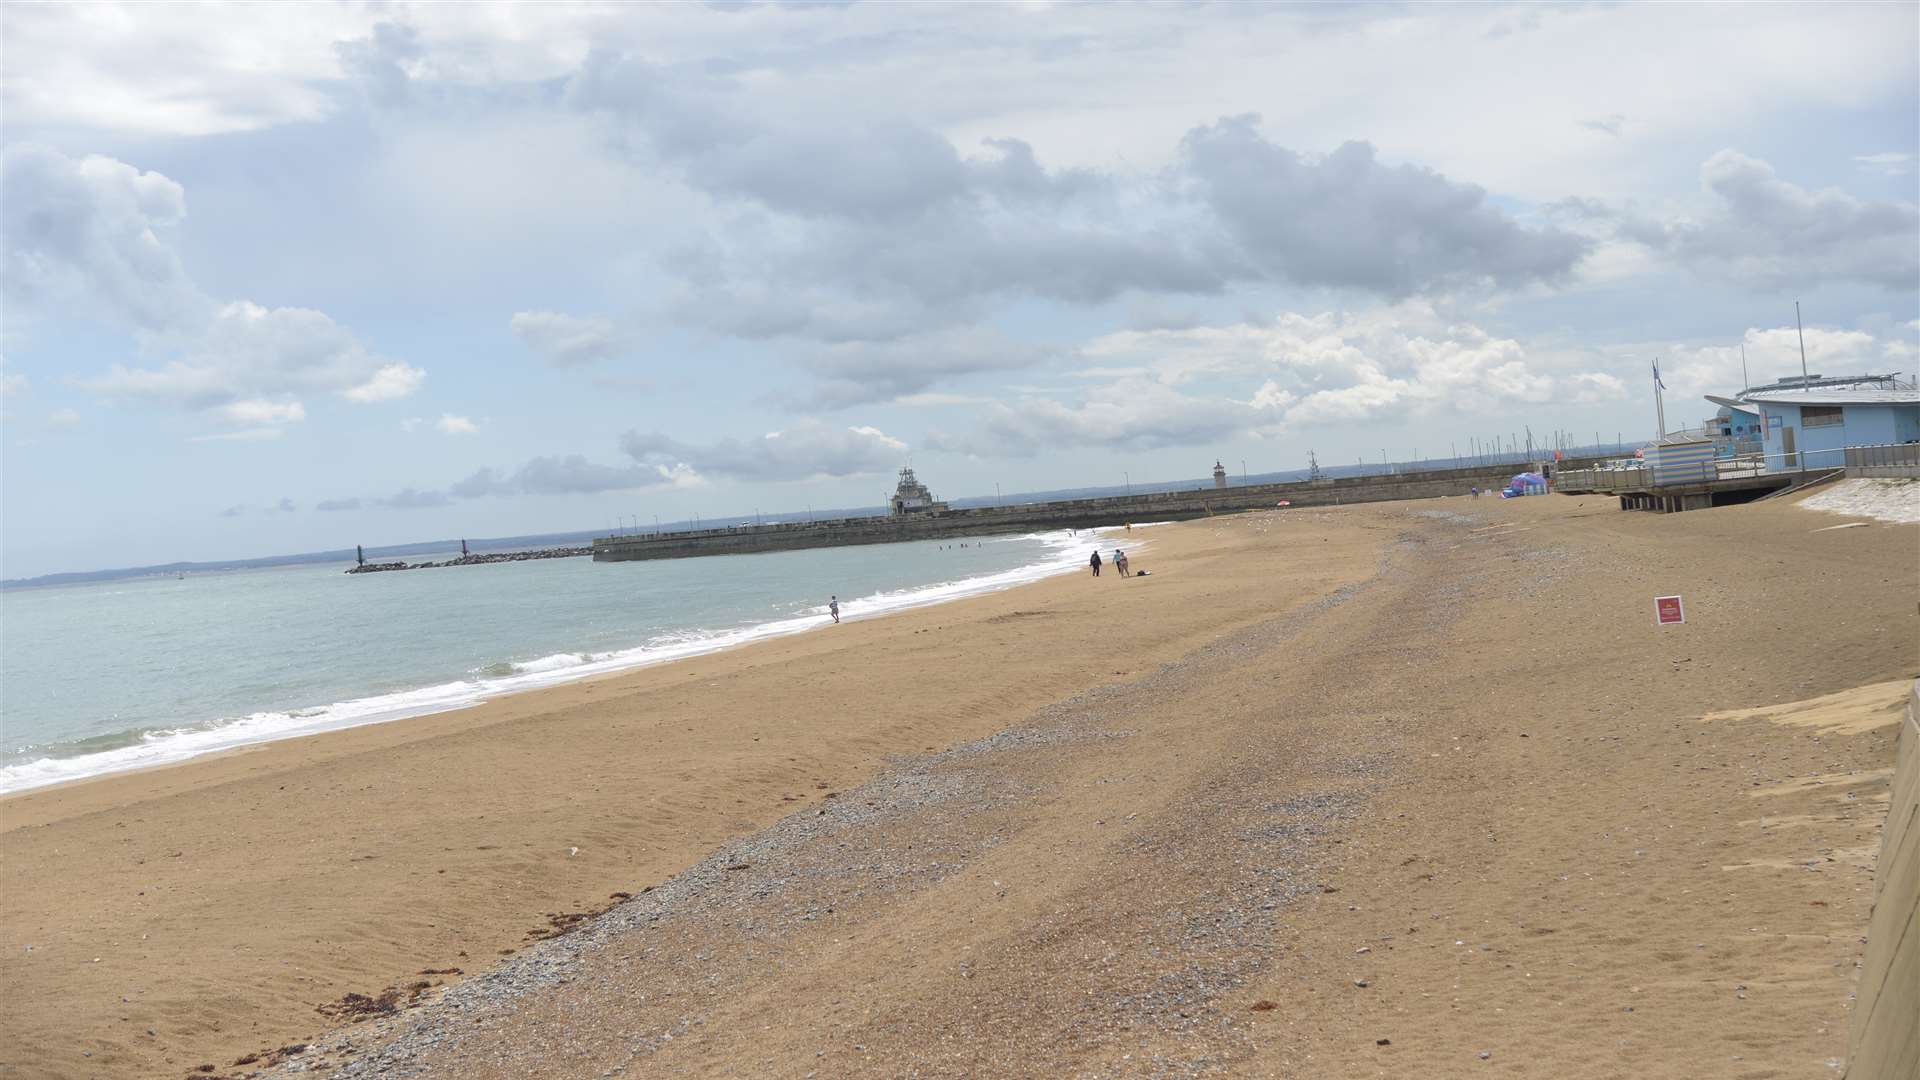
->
1213, 461, 1228, 488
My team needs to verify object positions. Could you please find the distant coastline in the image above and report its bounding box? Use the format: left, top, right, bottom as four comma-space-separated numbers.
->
1, 450, 1590, 589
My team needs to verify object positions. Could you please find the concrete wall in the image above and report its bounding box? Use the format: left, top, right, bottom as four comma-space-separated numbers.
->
1846, 680, 1919, 1079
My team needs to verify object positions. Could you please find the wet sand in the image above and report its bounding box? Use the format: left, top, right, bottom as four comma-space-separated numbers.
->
3, 495, 1914, 1078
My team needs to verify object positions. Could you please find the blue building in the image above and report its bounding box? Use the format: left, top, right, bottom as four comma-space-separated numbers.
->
1743, 386, 1920, 472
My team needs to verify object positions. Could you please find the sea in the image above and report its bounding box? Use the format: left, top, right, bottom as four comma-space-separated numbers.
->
0, 528, 1135, 794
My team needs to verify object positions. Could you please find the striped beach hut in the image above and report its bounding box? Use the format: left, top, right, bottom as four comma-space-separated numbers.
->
1644, 436, 1716, 486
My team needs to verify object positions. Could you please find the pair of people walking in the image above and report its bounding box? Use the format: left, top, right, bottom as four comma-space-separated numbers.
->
1091, 549, 1130, 577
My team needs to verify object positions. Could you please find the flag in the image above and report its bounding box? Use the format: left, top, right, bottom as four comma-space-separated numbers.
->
1651, 359, 1666, 390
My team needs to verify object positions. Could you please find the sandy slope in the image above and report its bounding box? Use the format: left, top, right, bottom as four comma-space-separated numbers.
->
4, 495, 1914, 1079
1, 514, 1382, 1079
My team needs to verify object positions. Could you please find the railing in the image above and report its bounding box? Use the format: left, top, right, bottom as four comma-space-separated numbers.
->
1556, 442, 1919, 492
1846, 443, 1920, 470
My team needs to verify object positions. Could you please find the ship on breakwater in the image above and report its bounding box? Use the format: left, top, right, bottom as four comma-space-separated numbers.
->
592, 459, 1601, 564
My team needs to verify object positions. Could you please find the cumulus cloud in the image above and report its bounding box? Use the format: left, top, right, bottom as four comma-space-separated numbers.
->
928, 308, 1626, 455
187, 427, 284, 443
573, 60, 1576, 371
4, 146, 422, 415
342, 362, 427, 403
382, 487, 453, 510
510, 310, 622, 366
929, 379, 1273, 457
1620, 150, 1918, 291
1853, 152, 1914, 176
1653, 324, 1911, 404
1178, 118, 1590, 297
1, 144, 201, 332
437, 413, 477, 434
219, 399, 306, 425
213, 497, 303, 518
621, 419, 907, 481
797, 328, 1047, 407
88, 301, 425, 411
335, 21, 424, 108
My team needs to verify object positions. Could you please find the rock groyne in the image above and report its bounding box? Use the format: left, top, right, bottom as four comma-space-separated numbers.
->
345, 547, 591, 574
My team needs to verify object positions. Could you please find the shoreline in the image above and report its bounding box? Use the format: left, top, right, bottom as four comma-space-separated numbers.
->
1, 526, 1139, 798
3, 511, 1338, 1077
5, 496, 1914, 1078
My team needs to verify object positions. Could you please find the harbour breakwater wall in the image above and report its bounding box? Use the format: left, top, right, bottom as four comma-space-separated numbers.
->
593, 458, 1605, 563
346, 547, 592, 574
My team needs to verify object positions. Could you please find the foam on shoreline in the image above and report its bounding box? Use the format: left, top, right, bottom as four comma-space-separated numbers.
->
0, 528, 1146, 795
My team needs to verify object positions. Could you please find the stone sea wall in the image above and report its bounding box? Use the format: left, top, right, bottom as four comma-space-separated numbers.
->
593, 459, 1605, 563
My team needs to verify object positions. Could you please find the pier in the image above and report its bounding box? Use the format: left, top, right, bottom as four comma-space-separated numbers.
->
591, 460, 1606, 563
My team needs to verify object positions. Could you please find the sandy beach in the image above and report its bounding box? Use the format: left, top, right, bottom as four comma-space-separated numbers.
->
3, 494, 1914, 1079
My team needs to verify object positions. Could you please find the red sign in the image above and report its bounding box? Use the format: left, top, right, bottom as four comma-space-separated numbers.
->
1654, 595, 1685, 625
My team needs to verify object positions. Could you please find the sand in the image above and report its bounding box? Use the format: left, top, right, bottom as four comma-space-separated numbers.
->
2, 494, 1914, 1079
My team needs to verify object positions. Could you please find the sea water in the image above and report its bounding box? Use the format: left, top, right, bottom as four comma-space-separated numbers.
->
0, 529, 1136, 793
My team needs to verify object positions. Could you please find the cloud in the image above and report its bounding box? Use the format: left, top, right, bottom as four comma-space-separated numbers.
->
46, 407, 80, 429
187, 427, 284, 443
219, 399, 305, 425
342, 361, 427, 403
1177, 118, 1591, 297
437, 412, 478, 434
1621, 150, 1919, 291
443, 456, 694, 500
1653, 324, 1912, 404
382, 487, 453, 510
1, 143, 201, 332
5, 146, 423, 413
928, 379, 1273, 457
927, 307, 1628, 455
510, 310, 622, 366
1853, 152, 1914, 176
620, 418, 907, 481
1579, 114, 1626, 136
335, 21, 424, 108
576, 62, 1576, 368
87, 301, 424, 410
211, 497, 304, 520
797, 328, 1046, 407
0, 372, 27, 397
315, 498, 362, 512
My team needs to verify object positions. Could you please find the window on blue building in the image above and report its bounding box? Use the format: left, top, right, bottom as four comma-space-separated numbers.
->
1802, 406, 1844, 428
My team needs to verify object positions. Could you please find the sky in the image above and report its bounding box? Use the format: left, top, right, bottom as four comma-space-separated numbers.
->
1, 1, 1915, 579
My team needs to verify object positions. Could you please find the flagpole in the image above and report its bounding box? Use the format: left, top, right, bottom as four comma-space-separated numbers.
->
1795, 300, 1810, 385
1653, 357, 1666, 440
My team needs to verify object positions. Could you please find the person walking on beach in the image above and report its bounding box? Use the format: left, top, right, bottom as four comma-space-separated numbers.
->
1114, 549, 1129, 577
829, 595, 840, 623
1090, 550, 1102, 577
